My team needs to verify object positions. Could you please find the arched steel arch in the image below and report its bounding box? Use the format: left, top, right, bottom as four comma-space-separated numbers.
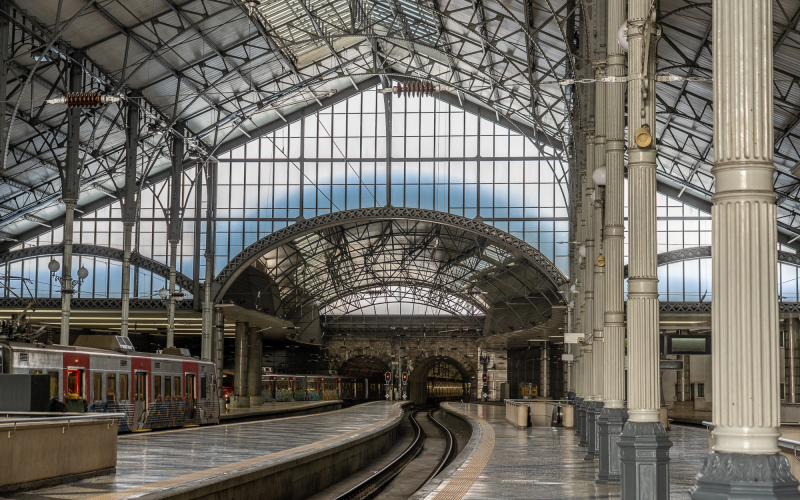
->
624, 246, 800, 278
0, 244, 194, 291
213, 206, 569, 303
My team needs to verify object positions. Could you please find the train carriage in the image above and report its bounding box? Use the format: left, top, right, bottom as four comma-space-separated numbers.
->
0, 336, 220, 433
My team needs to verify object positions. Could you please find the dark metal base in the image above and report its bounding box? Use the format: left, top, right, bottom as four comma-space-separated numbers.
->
577, 399, 589, 446
619, 421, 672, 500
574, 397, 584, 437
690, 453, 800, 499
584, 401, 602, 461
597, 407, 628, 484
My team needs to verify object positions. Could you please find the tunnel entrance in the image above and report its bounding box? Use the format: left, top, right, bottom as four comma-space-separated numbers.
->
409, 356, 474, 404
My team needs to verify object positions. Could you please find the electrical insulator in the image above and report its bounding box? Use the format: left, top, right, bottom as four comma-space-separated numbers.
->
377, 82, 455, 97
46, 92, 123, 108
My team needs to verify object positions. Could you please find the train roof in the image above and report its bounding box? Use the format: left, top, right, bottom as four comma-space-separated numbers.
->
0, 340, 201, 363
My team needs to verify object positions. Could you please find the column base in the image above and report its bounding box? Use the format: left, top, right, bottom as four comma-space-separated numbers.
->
574, 397, 584, 437
690, 453, 799, 499
585, 401, 603, 460
578, 399, 589, 446
619, 421, 672, 499
597, 407, 628, 484
249, 396, 264, 407
230, 396, 250, 408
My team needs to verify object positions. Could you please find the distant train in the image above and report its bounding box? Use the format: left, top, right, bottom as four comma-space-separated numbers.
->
221, 371, 386, 403
427, 380, 467, 401
0, 337, 220, 433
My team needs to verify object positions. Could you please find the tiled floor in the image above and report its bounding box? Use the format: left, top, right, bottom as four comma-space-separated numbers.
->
9, 402, 396, 500
447, 403, 709, 500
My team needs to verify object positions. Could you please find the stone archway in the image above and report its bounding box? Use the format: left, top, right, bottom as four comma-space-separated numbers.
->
336, 354, 392, 378
407, 355, 477, 404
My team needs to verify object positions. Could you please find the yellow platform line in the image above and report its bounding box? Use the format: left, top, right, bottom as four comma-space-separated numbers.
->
429, 404, 496, 500
91, 402, 401, 500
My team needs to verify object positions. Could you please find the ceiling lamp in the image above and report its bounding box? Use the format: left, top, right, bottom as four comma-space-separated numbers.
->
617, 22, 629, 52
46, 92, 123, 108
243, 0, 261, 17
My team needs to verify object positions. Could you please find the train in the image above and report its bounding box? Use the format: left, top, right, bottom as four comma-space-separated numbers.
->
0, 336, 220, 432
222, 370, 386, 403
426, 380, 468, 401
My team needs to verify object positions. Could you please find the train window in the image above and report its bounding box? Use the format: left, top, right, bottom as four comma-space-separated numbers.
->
164, 376, 172, 398
120, 374, 129, 401
135, 373, 144, 401
30, 370, 42, 374
186, 374, 195, 400
154, 376, 162, 399
200, 376, 207, 399
67, 369, 83, 398
222, 374, 233, 388
49, 372, 58, 399
93, 373, 102, 401
174, 376, 181, 398
107, 373, 116, 402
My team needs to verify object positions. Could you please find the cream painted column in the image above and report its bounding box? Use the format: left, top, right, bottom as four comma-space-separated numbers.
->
618, 3, 672, 498
587, 195, 605, 462
577, 130, 595, 446
579, 342, 593, 447
691, 0, 799, 495
598, 0, 629, 483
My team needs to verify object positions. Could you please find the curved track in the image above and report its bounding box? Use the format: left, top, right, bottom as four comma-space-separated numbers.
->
333, 408, 456, 500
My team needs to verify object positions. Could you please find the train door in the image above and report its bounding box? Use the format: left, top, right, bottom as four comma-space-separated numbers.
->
134, 370, 149, 423
62, 352, 90, 412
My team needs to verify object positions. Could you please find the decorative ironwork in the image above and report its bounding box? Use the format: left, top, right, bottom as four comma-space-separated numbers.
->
0, 297, 193, 310
0, 244, 193, 291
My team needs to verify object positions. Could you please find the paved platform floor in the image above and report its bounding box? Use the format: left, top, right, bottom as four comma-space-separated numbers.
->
219, 399, 341, 421
8, 402, 396, 500
430, 403, 709, 500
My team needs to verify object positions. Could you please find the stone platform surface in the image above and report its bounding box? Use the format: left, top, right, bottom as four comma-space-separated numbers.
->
418, 402, 709, 500
9, 401, 397, 500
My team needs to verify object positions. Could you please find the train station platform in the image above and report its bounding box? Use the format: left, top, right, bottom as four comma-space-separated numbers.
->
219, 400, 342, 422
11, 401, 407, 500
413, 402, 710, 500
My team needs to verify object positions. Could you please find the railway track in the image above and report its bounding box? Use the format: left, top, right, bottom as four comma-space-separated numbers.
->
333, 408, 456, 500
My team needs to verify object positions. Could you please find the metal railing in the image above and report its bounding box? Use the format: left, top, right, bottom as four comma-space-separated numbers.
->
0, 411, 126, 436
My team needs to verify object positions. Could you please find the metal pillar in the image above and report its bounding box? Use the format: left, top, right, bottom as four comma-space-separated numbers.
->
59, 54, 83, 346
214, 308, 225, 399
120, 99, 139, 338
587, 193, 605, 461
579, 343, 593, 447
232, 321, 250, 408
598, 0, 629, 482
166, 122, 185, 348
0, 0, 8, 174
247, 326, 263, 406
675, 330, 692, 405
691, 0, 800, 495
201, 161, 217, 362
581, 122, 597, 452
541, 342, 550, 398
619, 4, 672, 498
786, 319, 799, 404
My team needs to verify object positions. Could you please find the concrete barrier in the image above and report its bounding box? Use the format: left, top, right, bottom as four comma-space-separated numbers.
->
504, 400, 529, 428
0, 416, 118, 493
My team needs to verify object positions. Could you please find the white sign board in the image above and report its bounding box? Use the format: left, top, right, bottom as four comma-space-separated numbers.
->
562, 354, 574, 361
564, 333, 584, 344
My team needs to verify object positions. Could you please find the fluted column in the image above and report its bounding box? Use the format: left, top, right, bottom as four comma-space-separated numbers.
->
786, 318, 799, 404
579, 343, 593, 447
618, 3, 672, 498
247, 326, 263, 406
541, 342, 550, 398
587, 194, 605, 461
598, 0, 629, 483
232, 321, 250, 408
691, 0, 799, 494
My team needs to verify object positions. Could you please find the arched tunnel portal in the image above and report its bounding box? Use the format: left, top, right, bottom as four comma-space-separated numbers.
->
408, 355, 476, 405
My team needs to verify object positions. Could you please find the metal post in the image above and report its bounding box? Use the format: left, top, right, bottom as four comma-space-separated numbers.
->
598, 0, 629, 482
786, 319, 799, 404
540, 342, 550, 398
232, 321, 250, 408
579, 342, 593, 447
588, 193, 605, 461
201, 161, 217, 362
214, 307, 225, 399
166, 122, 185, 348
619, 3, 672, 497
60, 54, 83, 346
120, 99, 139, 338
691, 0, 800, 494
0, 0, 8, 175
675, 330, 692, 405
247, 326, 263, 406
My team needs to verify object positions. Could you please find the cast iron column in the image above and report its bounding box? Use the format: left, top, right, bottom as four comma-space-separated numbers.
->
541, 342, 550, 398
598, 0, 629, 482
60, 54, 83, 346
691, 0, 800, 495
166, 122, 185, 348
214, 308, 225, 399
786, 318, 799, 404
201, 161, 217, 362
0, 0, 8, 173
120, 99, 139, 337
588, 192, 605, 461
619, 5, 672, 498
578, 131, 595, 442
247, 326, 263, 406
579, 342, 593, 447
232, 320, 250, 408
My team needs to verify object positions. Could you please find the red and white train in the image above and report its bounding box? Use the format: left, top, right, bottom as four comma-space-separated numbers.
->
0, 336, 220, 432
